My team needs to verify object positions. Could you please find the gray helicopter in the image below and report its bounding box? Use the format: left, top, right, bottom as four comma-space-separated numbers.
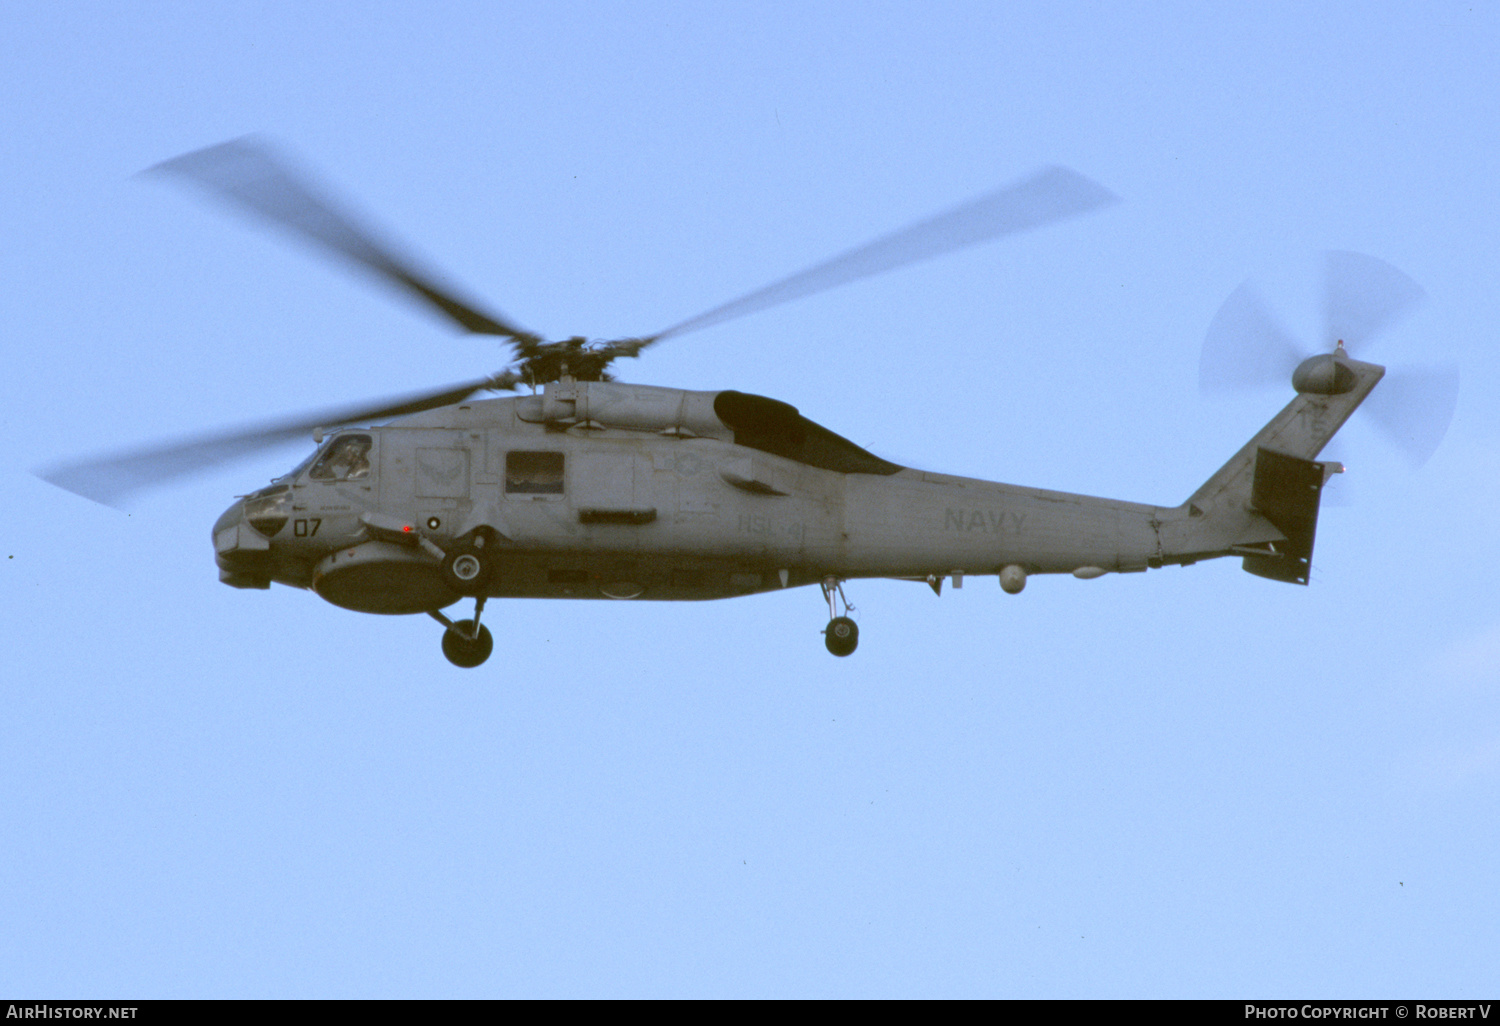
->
40, 140, 1456, 667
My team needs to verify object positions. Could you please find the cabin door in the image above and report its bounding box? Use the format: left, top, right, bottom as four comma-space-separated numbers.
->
380, 429, 472, 520
571, 442, 655, 527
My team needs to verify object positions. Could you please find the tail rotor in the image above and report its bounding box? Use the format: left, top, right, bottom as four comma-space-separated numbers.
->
1199, 251, 1457, 467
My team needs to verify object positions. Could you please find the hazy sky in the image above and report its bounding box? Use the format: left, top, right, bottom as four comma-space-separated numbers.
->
3, 1, 1498, 997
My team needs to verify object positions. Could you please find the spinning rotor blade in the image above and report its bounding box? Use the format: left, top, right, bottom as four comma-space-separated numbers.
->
1198, 253, 1457, 467
1324, 250, 1426, 353
37, 374, 516, 508
1199, 282, 1309, 392
1361, 363, 1460, 468
648, 165, 1118, 344
150, 138, 541, 347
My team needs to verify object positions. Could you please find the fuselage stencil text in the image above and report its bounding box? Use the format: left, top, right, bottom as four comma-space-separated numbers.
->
944, 509, 1026, 535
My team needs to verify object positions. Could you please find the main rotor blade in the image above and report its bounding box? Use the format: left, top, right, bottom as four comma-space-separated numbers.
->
648, 165, 1118, 344
1323, 250, 1426, 353
149, 138, 541, 347
37, 374, 516, 508
1362, 364, 1459, 468
1199, 282, 1309, 392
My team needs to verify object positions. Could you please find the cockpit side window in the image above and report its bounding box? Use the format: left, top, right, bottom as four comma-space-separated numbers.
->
308, 434, 373, 482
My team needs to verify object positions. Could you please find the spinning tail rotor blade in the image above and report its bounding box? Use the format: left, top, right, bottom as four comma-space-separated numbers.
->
1361, 363, 1459, 468
1199, 253, 1456, 468
149, 138, 541, 348
1198, 282, 1308, 392
648, 165, 1118, 344
37, 374, 516, 508
1320, 251, 1450, 466
1323, 250, 1426, 352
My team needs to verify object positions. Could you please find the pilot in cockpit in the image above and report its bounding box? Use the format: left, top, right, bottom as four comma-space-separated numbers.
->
310, 434, 371, 481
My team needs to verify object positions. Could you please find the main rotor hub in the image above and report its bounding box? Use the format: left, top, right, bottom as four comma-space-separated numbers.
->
513, 335, 649, 387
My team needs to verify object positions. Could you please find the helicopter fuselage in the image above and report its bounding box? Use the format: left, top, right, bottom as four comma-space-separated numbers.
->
213, 379, 1179, 614
214, 354, 1381, 629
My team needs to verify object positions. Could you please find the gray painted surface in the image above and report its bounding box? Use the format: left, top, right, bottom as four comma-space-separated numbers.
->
213, 369, 1380, 613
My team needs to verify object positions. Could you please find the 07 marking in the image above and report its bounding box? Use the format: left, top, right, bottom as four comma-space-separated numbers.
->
293, 518, 322, 537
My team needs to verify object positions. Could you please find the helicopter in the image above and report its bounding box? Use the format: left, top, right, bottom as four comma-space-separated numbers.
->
39, 139, 1456, 667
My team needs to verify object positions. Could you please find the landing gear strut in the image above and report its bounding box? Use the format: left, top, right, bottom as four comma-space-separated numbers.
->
430, 595, 493, 668
821, 576, 859, 657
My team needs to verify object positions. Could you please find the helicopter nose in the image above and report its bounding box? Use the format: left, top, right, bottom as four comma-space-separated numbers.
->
212, 497, 273, 589
213, 498, 244, 539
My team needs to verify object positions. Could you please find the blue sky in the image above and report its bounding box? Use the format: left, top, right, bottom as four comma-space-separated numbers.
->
3, 1, 1498, 997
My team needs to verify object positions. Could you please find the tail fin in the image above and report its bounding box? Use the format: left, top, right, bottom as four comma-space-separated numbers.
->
1164, 356, 1384, 584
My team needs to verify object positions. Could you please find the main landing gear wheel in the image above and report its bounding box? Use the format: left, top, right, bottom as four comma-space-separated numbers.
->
429, 595, 493, 669
824, 615, 859, 657
441, 620, 493, 668
819, 575, 859, 657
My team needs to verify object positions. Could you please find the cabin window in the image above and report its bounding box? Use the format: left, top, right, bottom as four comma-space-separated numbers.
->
506, 451, 564, 494
308, 434, 373, 482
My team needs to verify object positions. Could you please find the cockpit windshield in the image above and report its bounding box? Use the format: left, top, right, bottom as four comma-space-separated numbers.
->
307, 434, 373, 482
280, 445, 321, 483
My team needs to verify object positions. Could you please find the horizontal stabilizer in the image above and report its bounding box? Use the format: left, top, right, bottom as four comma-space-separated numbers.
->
1241, 447, 1329, 585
